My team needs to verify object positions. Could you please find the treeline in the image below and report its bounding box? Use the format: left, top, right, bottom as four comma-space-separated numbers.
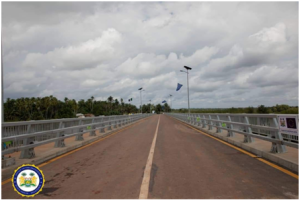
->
4, 96, 139, 122
3, 96, 172, 122
141, 103, 171, 114
173, 104, 298, 114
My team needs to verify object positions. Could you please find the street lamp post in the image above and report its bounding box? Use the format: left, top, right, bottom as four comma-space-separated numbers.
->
138, 88, 145, 114
169, 94, 172, 111
1, 35, 3, 123
180, 66, 192, 117
1, 31, 4, 123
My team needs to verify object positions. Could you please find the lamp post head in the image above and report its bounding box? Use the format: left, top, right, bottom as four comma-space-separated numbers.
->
184, 66, 192, 70
138, 87, 143, 90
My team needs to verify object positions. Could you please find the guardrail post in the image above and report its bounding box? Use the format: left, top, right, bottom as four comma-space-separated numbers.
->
188, 114, 191, 123
202, 115, 206, 128
20, 124, 35, 159
113, 117, 118, 129
243, 116, 254, 143
271, 117, 286, 153
216, 115, 222, 133
107, 118, 112, 130
90, 119, 97, 136
55, 122, 66, 147
192, 114, 196, 125
1, 126, 5, 160
208, 115, 213, 130
76, 120, 84, 141
196, 114, 201, 126
100, 122, 105, 133
227, 116, 234, 137
128, 116, 131, 124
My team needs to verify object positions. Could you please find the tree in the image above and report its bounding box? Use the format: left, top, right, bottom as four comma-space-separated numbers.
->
77, 99, 86, 114
90, 96, 95, 112
70, 99, 78, 116
246, 106, 254, 113
274, 104, 290, 113
142, 104, 149, 113
64, 97, 69, 103
43, 96, 51, 119
155, 104, 162, 114
163, 103, 171, 112
120, 98, 124, 114
257, 105, 269, 113
107, 96, 113, 115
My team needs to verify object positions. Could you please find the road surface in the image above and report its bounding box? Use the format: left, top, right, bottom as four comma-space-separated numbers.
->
2, 114, 298, 199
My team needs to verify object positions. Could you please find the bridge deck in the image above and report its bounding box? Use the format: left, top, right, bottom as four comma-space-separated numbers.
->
2, 114, 298, 199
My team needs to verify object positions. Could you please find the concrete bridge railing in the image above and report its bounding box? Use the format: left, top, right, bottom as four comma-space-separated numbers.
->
166, 113, 298, 153
2, 114, 153, 159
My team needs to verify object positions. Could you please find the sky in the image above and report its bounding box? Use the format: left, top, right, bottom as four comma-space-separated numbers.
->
2, 2, 299, 109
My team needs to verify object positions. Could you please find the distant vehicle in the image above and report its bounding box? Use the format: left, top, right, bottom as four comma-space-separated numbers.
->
76, 113, 85, 118
84, 114, 95, 117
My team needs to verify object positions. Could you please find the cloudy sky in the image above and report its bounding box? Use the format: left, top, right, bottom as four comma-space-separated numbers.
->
2, 2, 299, 108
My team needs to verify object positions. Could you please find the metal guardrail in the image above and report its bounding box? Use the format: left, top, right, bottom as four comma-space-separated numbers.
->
2, 114, 153, 159
166, 113, 298, 153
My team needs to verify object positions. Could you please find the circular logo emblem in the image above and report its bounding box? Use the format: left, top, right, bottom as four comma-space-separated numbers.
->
12, 164, 45, 197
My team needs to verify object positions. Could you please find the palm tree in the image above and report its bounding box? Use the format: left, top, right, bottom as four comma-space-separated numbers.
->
71, 99, 78, 116
51, 96, 59, 118
36, 97, 43, 119
78, 99, 86, 114
64, 97, 69, 103
43, 96, 51, 119
114, 99, 119, 112
107, 96, 113, 115
4, 98, 16, 121
91, 96, 94, 113
121, 98, 124, 114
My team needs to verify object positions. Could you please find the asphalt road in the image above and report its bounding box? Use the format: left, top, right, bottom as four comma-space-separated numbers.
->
2, 114, 298, 199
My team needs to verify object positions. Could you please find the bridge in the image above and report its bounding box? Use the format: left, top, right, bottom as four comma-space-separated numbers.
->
1, 113, 298, 198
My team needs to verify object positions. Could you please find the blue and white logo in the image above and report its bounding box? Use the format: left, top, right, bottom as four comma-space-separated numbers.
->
12, 164, 45, 197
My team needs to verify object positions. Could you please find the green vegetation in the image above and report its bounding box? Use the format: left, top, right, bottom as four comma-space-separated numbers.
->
140, 103, 171, 114
4, 96, 174, 122
5, 96, 297, 122
4, 96, 139, 122
173, 104, 298, 114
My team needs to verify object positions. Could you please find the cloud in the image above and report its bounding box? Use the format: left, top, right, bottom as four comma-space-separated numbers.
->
22, 28, 122, 70
2, 2, 298, 108
249, 23, 287, 47
247, 65, 298, 87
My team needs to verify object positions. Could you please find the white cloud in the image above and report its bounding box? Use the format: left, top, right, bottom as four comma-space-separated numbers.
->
22, 28, 122, 70
249, 23, 287, 47
2, 2, 298, 108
